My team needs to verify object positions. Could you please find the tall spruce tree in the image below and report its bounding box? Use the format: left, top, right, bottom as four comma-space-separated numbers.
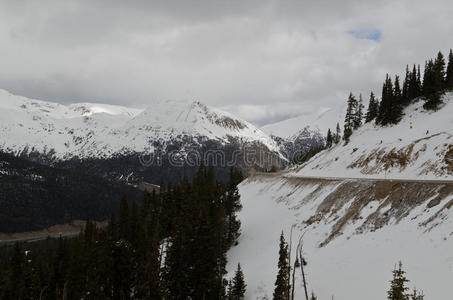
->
445, 49, 453, 89
391, 75, 404, 123
353, 94, 364, 129
273, 232, 290, 300
423, 59, 442, 110
335, 122, 341, 143
387, 261, 410, 300
326, 129, 333, 148
402, 65, 410, 103
377, 74, 394, 126
343, 92, 357, 142
232, 263, 246, 299
365, 91, 379, 122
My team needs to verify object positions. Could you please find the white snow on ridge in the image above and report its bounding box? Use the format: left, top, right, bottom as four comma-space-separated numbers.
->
291, 92, 453, 180
0, 89, 280, 159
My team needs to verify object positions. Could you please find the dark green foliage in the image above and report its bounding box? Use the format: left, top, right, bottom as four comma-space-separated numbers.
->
354, 94, 364, 129
343, 93, 357, 142
387, 261, 410, 300
410, 288, 424, 300
335, 122, 341, 143
0, 165, 244, 300
231, 263, 247, 299
423, 51, 446, 110
0, 152, 141, 233
326, 128, 333, 148
446, 49, 453, 89
365, 91, 379, 123
391, 75, 404, 123
273, 232, 290, 300
377, 74, 395, 126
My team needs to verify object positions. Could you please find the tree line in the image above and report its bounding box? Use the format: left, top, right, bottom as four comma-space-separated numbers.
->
326, 49, 453, 145
0, 165, 246, 300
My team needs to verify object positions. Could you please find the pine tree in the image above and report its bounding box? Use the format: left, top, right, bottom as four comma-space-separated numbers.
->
225, 168, 244, 247
335, 122, 341, 143
402, 65, 409, 103
423, 57, 443, 110
410, 288, 425, 300
273, 232, 290, 300
232, 263, 246, 299
433, 51, 446, 91
445, 49, 453, 89
343, 92, 357, 142
391, 75, 404, 124
119, 195, 130, 240
365, 91, 379, 122
326, 129, 333, 148
10, 242, 24, 299
387, 261, 410, 300
353, 94, 364, 129
377, 74, 394, 126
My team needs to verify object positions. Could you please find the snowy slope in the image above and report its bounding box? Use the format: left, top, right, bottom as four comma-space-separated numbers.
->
227, 175, 453, 300
0, 89, 280, 160
261, 105, 345, 138
292, 93, 453, 180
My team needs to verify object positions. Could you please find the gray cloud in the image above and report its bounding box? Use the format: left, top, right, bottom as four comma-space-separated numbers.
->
0, 0, 452, 125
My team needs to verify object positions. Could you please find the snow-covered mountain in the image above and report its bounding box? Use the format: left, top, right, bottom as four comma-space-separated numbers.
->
0, 89, 279, 160
261, 105, 345, 138
227, 93, 453, 299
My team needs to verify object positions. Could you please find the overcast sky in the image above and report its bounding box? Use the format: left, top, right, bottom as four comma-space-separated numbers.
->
0, 0, 452, 125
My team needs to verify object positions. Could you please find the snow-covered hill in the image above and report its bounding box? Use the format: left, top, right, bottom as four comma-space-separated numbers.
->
292, 92, 453, 180
227, 94, 453, 299
0, 89, 280, 160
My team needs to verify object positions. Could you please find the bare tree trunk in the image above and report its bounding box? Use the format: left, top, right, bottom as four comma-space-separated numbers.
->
287, 225, 295, 300
39, 286, 48, 300
290, 244, 298, 300
297, 235, 309, 300
62, 281, 68, 300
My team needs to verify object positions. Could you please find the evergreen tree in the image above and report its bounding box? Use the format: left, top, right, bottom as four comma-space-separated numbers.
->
365, 91, 379, 122
410, 288, 424, 300
273, 232, 290, 300
391, 75, 404, 123
423, 59, 442, 110
445, 49, 453, 89
343, 93, 357, 142
377, 74, 394, 126
225, 168, 244, 247
326, 129, 333, 148
387, 261, 410, 300
353, 93, 364, 129
119, 195, 130, 240
402, 65, 409, 103
335, 122, 341, 143
232, 263, 246, 299
10, 242, 24, 299
433, 51, 446, 91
